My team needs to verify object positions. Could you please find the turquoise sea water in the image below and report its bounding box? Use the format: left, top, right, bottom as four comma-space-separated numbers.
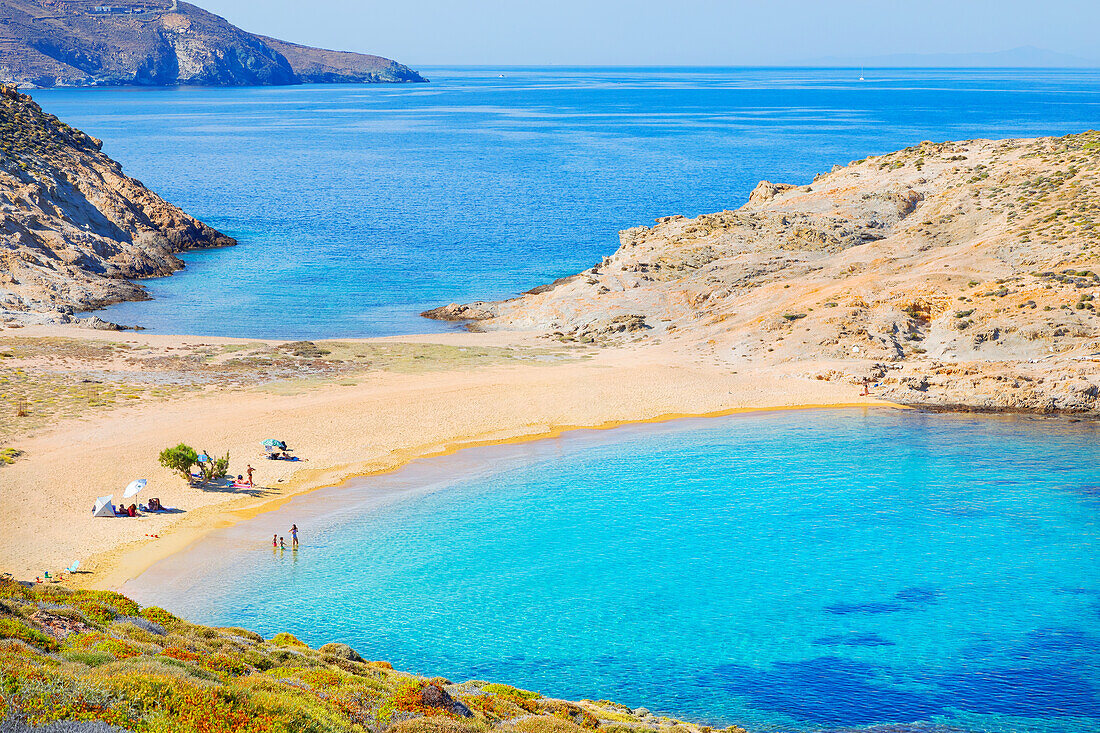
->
124, 409, 1100, 733
28, 67, 1100, 338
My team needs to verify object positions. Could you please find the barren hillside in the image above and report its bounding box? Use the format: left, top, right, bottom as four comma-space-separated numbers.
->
427, 132, 1100, 413
0, 85, 234, 322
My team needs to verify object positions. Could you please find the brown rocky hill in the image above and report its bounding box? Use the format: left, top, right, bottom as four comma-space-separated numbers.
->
0, 0, 425, 87
0, 84, 234, 323
426, 132, 1100, 414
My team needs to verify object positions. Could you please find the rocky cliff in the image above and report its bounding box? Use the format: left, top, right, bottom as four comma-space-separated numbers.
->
0, 0, 425, 88
426, 132, 1100, 415
0, 85, 235, 323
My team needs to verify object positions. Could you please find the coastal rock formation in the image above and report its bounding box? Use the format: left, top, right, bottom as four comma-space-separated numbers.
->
0, 0, 425, 88
0, 85, 235, 321
426, 132, 1100, 415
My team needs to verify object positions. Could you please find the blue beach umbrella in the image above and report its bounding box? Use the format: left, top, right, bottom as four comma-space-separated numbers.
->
261, 439, 284, 447
196, 454, 209, 463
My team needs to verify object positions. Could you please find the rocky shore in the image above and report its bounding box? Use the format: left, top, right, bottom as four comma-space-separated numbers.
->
425, 132, 1100, 416
0, 85, 235, 326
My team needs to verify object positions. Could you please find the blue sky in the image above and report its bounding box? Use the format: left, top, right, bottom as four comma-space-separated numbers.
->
199, 0, 1100, 66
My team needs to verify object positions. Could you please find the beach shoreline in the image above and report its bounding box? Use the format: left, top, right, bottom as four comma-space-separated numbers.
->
109, 401, 899, 594
0, 324, 894, 589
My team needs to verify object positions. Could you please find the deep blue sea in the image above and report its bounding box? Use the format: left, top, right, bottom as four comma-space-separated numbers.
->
28, 67, 1100, 338
125, 409, 1100, 733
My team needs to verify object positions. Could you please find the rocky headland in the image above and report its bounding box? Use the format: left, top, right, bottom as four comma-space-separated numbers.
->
0, 84, 235, 324
426, 132, 1100, 415
0, 0, 425, 88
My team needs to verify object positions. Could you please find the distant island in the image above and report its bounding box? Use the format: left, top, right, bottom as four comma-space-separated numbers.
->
0, 0, 426, 88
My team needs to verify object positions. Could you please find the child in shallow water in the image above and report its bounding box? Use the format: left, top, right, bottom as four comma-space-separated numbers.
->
279, 537, 287, 549
272, 534, 277, 548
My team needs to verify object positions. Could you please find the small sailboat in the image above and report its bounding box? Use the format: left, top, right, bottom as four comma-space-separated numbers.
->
859, 65, 865, 82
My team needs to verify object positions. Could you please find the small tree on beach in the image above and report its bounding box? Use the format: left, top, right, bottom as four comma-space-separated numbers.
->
198, 449, 230, 483
159, 443, 198, 481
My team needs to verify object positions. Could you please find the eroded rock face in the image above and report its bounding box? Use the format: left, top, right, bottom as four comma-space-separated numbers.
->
425, 133, 1100, 414
0, 85, 235, 321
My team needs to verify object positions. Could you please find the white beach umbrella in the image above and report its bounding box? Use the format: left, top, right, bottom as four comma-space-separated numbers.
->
123, 478, 147, 498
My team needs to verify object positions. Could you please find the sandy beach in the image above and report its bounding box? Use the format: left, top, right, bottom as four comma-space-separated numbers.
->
0, 323, 887, 588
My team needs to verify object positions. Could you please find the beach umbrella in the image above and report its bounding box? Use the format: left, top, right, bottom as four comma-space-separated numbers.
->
196, 454, 209, 463
261, 439, 284, 447
123, 478, 147, 498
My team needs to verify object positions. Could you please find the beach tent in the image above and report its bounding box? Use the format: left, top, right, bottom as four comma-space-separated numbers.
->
93, 496, 115, 518
123, 478, 147, 498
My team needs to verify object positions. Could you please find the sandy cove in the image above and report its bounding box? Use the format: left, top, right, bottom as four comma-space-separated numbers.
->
0, 324, 888, 587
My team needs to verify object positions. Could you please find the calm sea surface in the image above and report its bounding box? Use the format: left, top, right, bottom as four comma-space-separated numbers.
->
28, 67, 1100, 338
125, 409, 1100, 733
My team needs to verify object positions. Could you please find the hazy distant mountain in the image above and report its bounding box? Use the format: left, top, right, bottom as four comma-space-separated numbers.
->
0, 0, 426, 88
808, 46, 1097, 68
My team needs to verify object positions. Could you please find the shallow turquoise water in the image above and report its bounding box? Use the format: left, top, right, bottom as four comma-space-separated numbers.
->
28, 67, 1100, 338
125, 409, 1100, 732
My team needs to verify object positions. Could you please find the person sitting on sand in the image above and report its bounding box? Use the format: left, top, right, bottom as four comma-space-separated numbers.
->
148, 497, 162, 512
127, 504, 138, 517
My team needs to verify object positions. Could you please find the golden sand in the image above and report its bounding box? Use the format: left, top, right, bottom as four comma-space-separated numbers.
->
0, 325, 892, 588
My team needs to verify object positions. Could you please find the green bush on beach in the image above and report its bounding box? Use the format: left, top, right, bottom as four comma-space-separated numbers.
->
158, 443, 198, 480
158, 443, 230, 483
0, 579, 743, 733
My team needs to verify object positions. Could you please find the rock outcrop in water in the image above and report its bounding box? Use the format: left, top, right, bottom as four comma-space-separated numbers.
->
0, 0, 425, 88
426, 132, 1100, 415
0, 85, 234, 323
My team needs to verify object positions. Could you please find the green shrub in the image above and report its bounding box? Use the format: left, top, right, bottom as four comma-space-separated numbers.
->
60, 650, 115, 667
482, 683, 540, 701
140, 606, 182, 630
270, 632, 308, 648
0, 617, 59, 652
158, 443, 198, 480
197, 449, 230, 482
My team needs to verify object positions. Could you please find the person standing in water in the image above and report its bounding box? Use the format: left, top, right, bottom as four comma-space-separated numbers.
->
272, 534, 277, 548
290, 524, 299, 549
